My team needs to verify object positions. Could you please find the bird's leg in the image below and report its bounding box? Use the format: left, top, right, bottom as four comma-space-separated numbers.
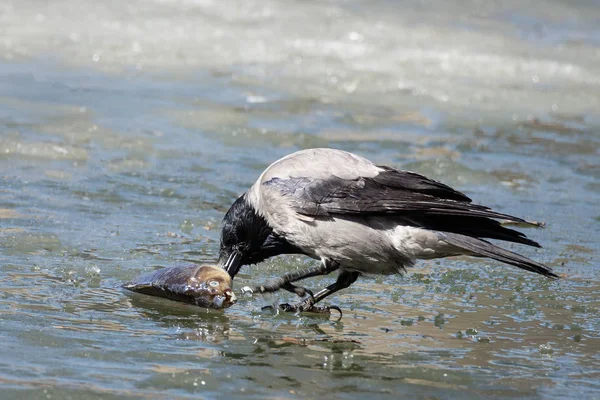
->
279, 270, 359, 314
279, 282, 314, 298
248, 259, 340, 298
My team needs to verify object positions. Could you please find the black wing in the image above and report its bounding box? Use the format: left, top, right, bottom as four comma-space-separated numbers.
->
265, 166, 542, 248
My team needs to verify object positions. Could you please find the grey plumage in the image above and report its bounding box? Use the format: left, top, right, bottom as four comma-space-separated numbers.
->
219, 148, 557, 309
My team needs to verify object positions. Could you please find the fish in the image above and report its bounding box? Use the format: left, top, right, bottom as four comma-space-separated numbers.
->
122, 265, 237, 309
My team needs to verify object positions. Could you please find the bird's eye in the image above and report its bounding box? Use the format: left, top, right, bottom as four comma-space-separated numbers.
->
209, 281, 220, 288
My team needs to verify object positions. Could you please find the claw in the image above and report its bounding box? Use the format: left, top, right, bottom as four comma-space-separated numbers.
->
250, 285, 274, 294
304, 305, 342, 320
278, 303, 297, 312
325, 305, 343, 320
303, 305, 330, 314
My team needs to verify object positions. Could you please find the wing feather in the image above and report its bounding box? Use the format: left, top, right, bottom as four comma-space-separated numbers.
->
264, 167, 541, 247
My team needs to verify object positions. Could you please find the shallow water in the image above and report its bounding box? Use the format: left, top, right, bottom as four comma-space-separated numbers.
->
1, 0, 599, 398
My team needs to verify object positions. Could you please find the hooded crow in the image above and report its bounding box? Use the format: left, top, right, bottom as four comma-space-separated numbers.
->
218, 148, 557, 312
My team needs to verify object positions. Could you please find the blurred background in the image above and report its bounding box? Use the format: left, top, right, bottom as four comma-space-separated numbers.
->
0, 0, 599, 399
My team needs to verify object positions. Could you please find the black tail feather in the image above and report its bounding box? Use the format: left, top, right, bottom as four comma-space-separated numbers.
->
406, 214, 542, 248
441, 233, 558, 278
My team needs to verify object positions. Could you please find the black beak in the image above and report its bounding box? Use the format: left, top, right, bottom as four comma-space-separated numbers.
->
223, 251, 242, 279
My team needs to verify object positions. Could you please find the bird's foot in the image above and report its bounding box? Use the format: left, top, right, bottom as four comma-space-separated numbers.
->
278, 303, 341, 316
264, 298, 342, 318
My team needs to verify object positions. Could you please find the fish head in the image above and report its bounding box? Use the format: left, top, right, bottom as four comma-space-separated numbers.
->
191, 265, 237, 309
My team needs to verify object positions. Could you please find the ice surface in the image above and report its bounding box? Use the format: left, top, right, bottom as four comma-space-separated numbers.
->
1, 0, 599, 123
